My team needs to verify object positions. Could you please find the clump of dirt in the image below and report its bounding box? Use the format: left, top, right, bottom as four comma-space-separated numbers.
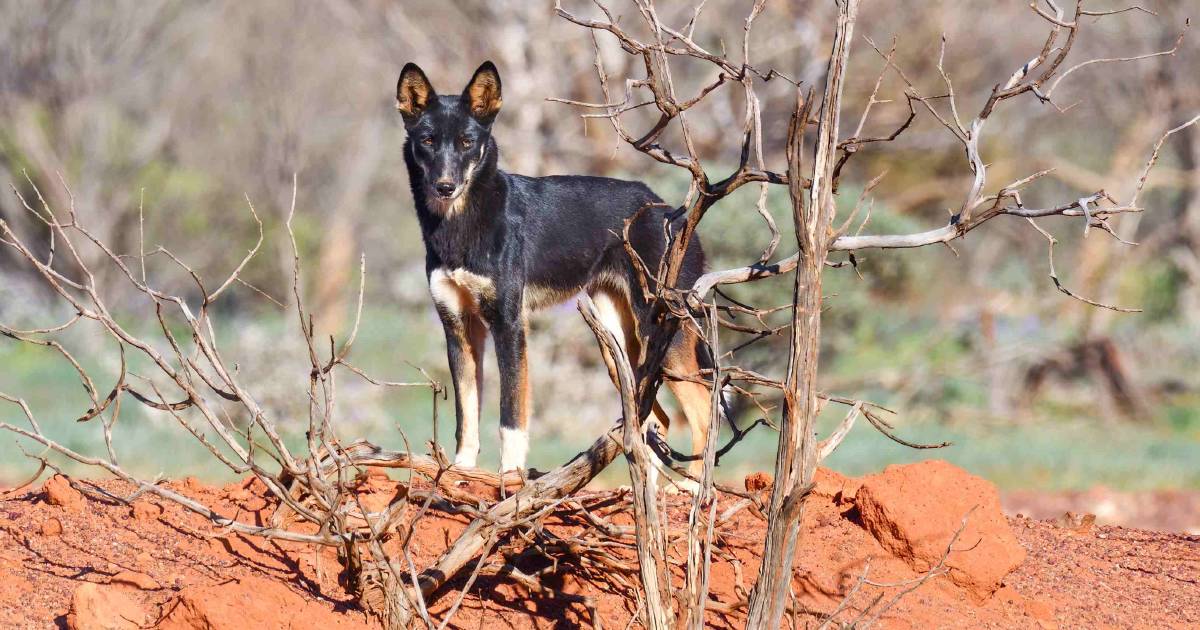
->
0, 460, 1196, 629
42, 474, 83, 511
855, 460, 1026, 602
66, 582, 149, 629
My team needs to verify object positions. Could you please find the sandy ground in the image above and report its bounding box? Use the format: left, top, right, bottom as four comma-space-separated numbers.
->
0, 466, 1196, 629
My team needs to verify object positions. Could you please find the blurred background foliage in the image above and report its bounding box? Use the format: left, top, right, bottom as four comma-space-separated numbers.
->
0, 0, 1197, 490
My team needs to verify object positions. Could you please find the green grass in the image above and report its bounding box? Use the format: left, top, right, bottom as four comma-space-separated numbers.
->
526, 407, 1200, 492
2, 305, 1197, 491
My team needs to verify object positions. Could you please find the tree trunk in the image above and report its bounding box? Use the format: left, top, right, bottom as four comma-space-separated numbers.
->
745, 1, 857, 626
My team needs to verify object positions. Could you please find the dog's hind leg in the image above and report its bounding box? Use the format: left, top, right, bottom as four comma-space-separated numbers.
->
590, 287, 677, 492
664, 324, 715, 489
589, 288, 673, 427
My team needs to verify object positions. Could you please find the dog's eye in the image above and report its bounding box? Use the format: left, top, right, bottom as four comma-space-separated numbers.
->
459, 137, 473, 149
421, 136, 434, 146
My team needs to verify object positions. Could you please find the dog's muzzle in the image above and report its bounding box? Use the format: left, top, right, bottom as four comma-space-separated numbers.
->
434, 180, 457, 198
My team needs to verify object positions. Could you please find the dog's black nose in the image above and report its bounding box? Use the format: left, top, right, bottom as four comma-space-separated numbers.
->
435, 181, 456, 197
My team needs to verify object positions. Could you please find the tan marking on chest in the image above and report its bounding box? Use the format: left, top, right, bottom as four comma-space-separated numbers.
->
429, 268, 496, 317
433, 270, 612, 316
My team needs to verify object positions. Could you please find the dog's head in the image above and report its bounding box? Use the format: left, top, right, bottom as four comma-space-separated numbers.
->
397, 61, 502, 211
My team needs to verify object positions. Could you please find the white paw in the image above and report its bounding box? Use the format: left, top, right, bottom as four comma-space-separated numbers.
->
453, 453, 478, 469
499, 427, 529, 473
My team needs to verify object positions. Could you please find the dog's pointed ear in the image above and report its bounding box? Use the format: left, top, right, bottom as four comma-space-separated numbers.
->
462, 61, 502, 123
397, 63, 435, 123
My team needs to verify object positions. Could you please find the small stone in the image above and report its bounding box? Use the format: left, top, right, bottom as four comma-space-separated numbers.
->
44, 475, 84, 510
39, 518, 63, 537
744, 472, 772, 493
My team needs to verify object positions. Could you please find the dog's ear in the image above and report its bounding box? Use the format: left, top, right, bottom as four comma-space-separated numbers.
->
397, 63, 435, 123
462, 61, 502, 123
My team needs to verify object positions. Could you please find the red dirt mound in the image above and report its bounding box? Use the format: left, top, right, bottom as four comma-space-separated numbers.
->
856, 460, 1026, 601
0, 460, 1196, 628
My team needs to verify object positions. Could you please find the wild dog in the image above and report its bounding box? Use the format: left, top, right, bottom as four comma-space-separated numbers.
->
396, 61, 716, 478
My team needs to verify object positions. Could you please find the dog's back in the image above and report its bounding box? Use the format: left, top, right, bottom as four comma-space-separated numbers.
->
507, 174, 706, 314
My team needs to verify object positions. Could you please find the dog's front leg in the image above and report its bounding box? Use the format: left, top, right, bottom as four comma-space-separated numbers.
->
493, 306, 530, 473
439, 311, 487, 469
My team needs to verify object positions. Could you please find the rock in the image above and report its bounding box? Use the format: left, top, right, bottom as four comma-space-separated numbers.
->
44, 475, 84, 510
110, 571, 160, 590
155, 576, 355, 629
855, 460, 1027, 602
40, 517, 63, 537
66, 583, 148, 630
744, 472, 772, 493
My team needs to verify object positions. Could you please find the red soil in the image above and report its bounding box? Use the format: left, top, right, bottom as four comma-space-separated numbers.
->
0, 462, 1196, 629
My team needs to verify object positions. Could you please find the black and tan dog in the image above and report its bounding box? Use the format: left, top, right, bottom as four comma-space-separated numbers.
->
396, 61, 714, 477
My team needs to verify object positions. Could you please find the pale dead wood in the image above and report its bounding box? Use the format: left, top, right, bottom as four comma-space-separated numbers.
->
580, 294, 673, 629
683, 303, 722, 630
746, 3, 858, 625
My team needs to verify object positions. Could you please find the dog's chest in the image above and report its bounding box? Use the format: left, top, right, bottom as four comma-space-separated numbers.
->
429, 268, 497, 318
428, 267, 580, 320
